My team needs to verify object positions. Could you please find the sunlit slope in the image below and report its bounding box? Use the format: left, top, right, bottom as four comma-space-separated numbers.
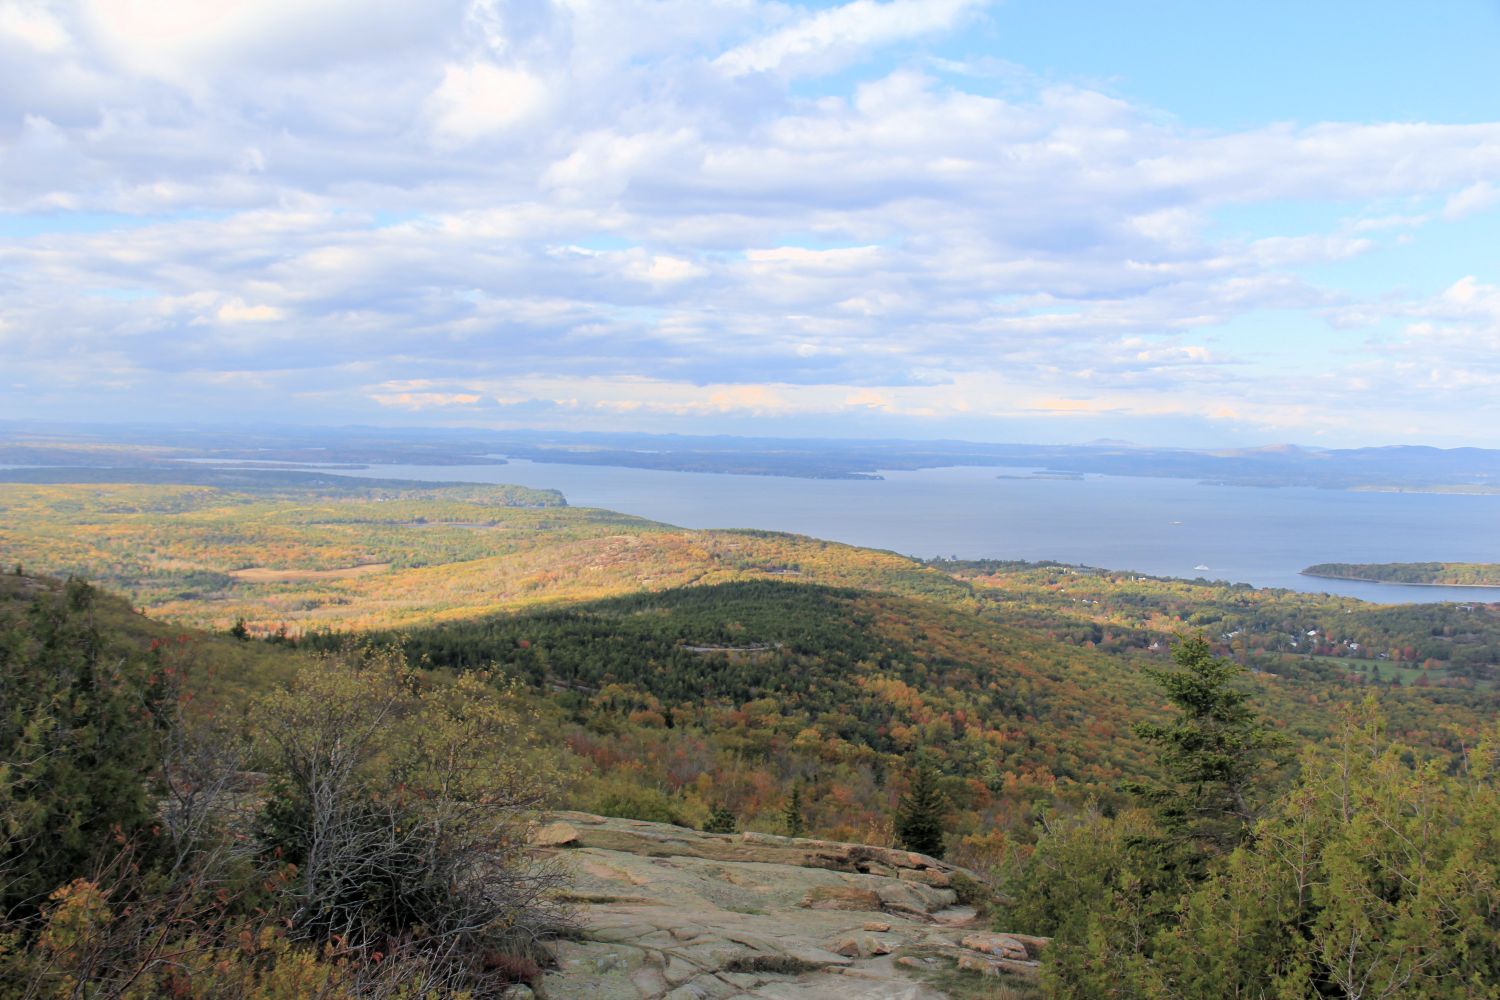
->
0, 483, 970, 631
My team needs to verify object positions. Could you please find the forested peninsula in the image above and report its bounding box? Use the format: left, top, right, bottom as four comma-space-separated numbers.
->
1302, 561, 1500, 587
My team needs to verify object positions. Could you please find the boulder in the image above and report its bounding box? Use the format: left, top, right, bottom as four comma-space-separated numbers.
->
875, 879, 956, 916
531, 821, 580, 847
826, 933, 896, 958
996, 931, 1050, 955
953, 949, 1041, 979
932, 905, 980, 927
898, 867, 952, 889
960, 932, 1030, 961
956, 952, 1002, 977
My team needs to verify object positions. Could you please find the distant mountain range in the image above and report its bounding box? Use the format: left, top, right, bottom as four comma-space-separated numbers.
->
2, 422, 1500, 492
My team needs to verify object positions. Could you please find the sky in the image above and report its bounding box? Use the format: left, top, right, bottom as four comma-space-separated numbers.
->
3, 0, 1500, 447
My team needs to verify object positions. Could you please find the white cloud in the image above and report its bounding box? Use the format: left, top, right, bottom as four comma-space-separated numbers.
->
715, 0, 986, 77
428, 60, 546, 142
1443, 181, 1500, 221
638, 254, 704, 283
542, 128, 697, 197
369, 380, 483, 409
348, 369, 1337, 437
80, 0, 455, 81
216, 299, 285, 323
0, 2, 70, 53
745, 245, 882, 268
82, 0, 270, 75
1, 0, 1498, 444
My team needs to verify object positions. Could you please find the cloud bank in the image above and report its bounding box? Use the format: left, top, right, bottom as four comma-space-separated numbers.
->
1, 0, 1498, 445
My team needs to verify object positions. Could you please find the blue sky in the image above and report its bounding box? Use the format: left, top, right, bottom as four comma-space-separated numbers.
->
2, 1, 1499, 447
976, 1, 1500, 127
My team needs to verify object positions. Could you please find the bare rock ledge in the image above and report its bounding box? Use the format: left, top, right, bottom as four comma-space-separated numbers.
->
530, 811, 1045, 999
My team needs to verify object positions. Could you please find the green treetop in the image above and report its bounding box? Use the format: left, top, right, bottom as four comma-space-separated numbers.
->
1131, 635, 1286, 854
894, 753, 949, 859
782, 785, 807, 837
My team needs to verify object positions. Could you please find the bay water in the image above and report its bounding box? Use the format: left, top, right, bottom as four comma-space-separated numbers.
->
326, 459, 1500, 604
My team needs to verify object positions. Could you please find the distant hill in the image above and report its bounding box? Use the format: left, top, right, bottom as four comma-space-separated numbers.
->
7, 424, 1500, 489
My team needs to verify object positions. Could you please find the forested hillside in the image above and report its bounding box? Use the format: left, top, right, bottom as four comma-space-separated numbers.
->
0, 571, 570, 997
5, 479, 1500, 996
944, 559, 1500, 683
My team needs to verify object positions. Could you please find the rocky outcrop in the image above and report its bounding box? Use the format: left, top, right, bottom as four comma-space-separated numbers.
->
530, 812, 1044, 999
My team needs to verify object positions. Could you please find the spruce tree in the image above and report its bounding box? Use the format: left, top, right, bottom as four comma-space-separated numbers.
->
894, 754, 948, 859
1130, 635, 1285, 854
782, 785, 807, 837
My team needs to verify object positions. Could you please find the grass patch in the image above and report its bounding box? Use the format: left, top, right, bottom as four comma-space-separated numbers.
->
723, 955, 827, 975
894, 946, 1043, 1000
554, 892, 658, 906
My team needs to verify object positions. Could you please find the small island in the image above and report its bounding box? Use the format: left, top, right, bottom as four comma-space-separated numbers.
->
1301, 561, 1500, 588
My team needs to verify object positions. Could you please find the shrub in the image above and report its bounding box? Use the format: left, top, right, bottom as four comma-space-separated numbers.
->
1148, 707, 1500, 999
703, 804, 738, 834
253, 643, 569, 986
590, 787, 685, 826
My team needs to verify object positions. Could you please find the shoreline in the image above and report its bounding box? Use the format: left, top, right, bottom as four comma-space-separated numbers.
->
1299, 571, 1500, 590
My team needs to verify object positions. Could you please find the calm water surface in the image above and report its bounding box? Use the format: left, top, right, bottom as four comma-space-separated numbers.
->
325, 459, 1500, 604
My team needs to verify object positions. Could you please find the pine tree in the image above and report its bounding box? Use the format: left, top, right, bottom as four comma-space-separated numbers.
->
782, 785, 806, 837
894, 754, 948, 859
